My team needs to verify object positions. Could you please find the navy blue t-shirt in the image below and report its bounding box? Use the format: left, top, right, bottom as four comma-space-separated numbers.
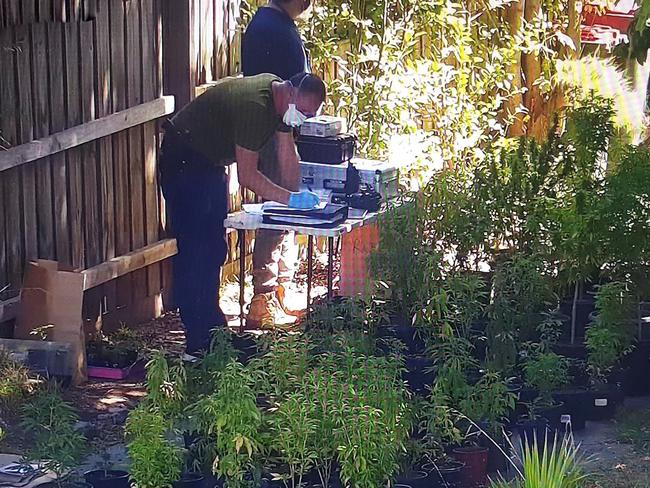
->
241, 6, 310, 80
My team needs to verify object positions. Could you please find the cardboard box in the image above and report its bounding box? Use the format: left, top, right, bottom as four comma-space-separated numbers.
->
14, 260, 87, 385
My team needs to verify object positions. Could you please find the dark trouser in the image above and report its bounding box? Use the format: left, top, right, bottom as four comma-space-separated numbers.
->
159, 136, 228, 354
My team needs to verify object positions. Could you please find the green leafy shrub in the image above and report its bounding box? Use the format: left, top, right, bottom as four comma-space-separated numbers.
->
187, 360, 263, 488
524, 352, 569, 405
126, 405, 183, 488
586, 282, 637, 382
21, 388, 87, 486
270, 393, 318, 488
0, 350, 32, 416
488, 256, 556, 372
144, 350, 187, 416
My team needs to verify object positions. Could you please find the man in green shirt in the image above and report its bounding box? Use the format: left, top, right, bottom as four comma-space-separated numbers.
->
160, 72, 325, 356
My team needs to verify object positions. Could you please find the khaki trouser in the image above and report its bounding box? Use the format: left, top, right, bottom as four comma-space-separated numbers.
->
252, 135, 299, 294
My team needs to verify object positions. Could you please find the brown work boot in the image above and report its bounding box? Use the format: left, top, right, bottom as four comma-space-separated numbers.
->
276, 283, 305, 319
246, 292, 297, 331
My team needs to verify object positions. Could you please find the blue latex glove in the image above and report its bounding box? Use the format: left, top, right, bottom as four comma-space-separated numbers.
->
288, 190, 320, 209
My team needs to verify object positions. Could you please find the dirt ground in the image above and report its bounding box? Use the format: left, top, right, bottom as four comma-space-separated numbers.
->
578, 397, 650, 488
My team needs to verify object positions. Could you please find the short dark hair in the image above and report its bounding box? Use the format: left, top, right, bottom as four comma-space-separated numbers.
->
289, 72, 326, 103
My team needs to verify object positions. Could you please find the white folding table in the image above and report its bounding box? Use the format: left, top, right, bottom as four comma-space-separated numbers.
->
224, 209, 380, 331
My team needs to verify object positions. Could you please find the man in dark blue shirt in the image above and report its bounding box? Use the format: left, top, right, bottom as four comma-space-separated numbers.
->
241, 0, 312, 329
242, 0, 310, 79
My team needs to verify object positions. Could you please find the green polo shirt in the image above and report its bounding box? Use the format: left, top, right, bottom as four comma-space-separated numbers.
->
170, 74, 289, 164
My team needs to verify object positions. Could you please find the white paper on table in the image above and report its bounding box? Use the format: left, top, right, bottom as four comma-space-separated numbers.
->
242, 203, 265, 215
262, 201, 327, 212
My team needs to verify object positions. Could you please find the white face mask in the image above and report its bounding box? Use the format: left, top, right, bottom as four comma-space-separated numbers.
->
283, 103, 309, 127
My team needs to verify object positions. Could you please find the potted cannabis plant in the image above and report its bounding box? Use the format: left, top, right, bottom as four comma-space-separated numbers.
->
522, 352, 569, 430
418, 388, 465, 487
187, 360, 264, 488
126, 405, 184, 488
586, 282, 636, 420
21, 389, 89, 488
84, 437, 130, 488
301, 363, 346, 488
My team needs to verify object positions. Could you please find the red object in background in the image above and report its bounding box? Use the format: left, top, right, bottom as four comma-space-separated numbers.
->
583, 1, 639, 33
581, 24, 620, 45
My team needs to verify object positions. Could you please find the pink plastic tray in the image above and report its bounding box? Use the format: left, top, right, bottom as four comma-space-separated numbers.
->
87, 363, 134, 380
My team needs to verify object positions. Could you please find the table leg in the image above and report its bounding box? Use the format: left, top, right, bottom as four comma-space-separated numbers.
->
306, 235, 313, 310
238, 229, 245, 333
327, 236, 334, 300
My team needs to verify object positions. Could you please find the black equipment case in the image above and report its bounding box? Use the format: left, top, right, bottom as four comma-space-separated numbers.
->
296, 133, 357, 164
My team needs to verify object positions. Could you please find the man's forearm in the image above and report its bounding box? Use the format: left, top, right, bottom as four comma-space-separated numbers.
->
240, 169, 292, 204
276, 132, 301, 191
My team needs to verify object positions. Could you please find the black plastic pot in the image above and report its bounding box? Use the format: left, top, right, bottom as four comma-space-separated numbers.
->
395, 470, 429, 488
553, 389, 590, 431
552, 341, 588, 360
587, 384, 624, 421
516, 417, 549, 446
513, 386, 539, 420
84, 469, 131, 488
538, 401, 567, 430
566, 358, 590, 388
422, 460, 464, 488
173, 473, 205, 488
472, 335, 488, 363
230, 333, 259, 364
622, 341, 650, 397
403, 356, 435, 394
377, 325, 426, 355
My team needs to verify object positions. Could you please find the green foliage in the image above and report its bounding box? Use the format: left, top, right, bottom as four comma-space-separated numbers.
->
445, 272, 489, 338
549, 97, 616, 292
335, 404, 402, 488
614, 3, 650, 64
187, 329, 237, 397
144, 350, 187, 416
460, 372, 516, 433
0, 350, 32, 416
188, 360, 263, 488
599, 146, 650, 295
310, 350, 411, 488
270, 393, 318, 488
419, 387, 463, 459
304, 0, 528, 182
586, 282, 637, 381
430, 335, 478, 376
369, 194, 445, 326
524, 352, 569, 405
300, 366, 346, 488
616, 407, 650, 456
252, 334, 311, 398
86, 325, 142, 369
21, 388, 87, 485
488, 256, 556, 372
126, 405, 183, 488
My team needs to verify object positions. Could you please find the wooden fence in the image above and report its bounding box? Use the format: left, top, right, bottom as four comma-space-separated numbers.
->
0, 0, 171, 332
0, 0, 313, 334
